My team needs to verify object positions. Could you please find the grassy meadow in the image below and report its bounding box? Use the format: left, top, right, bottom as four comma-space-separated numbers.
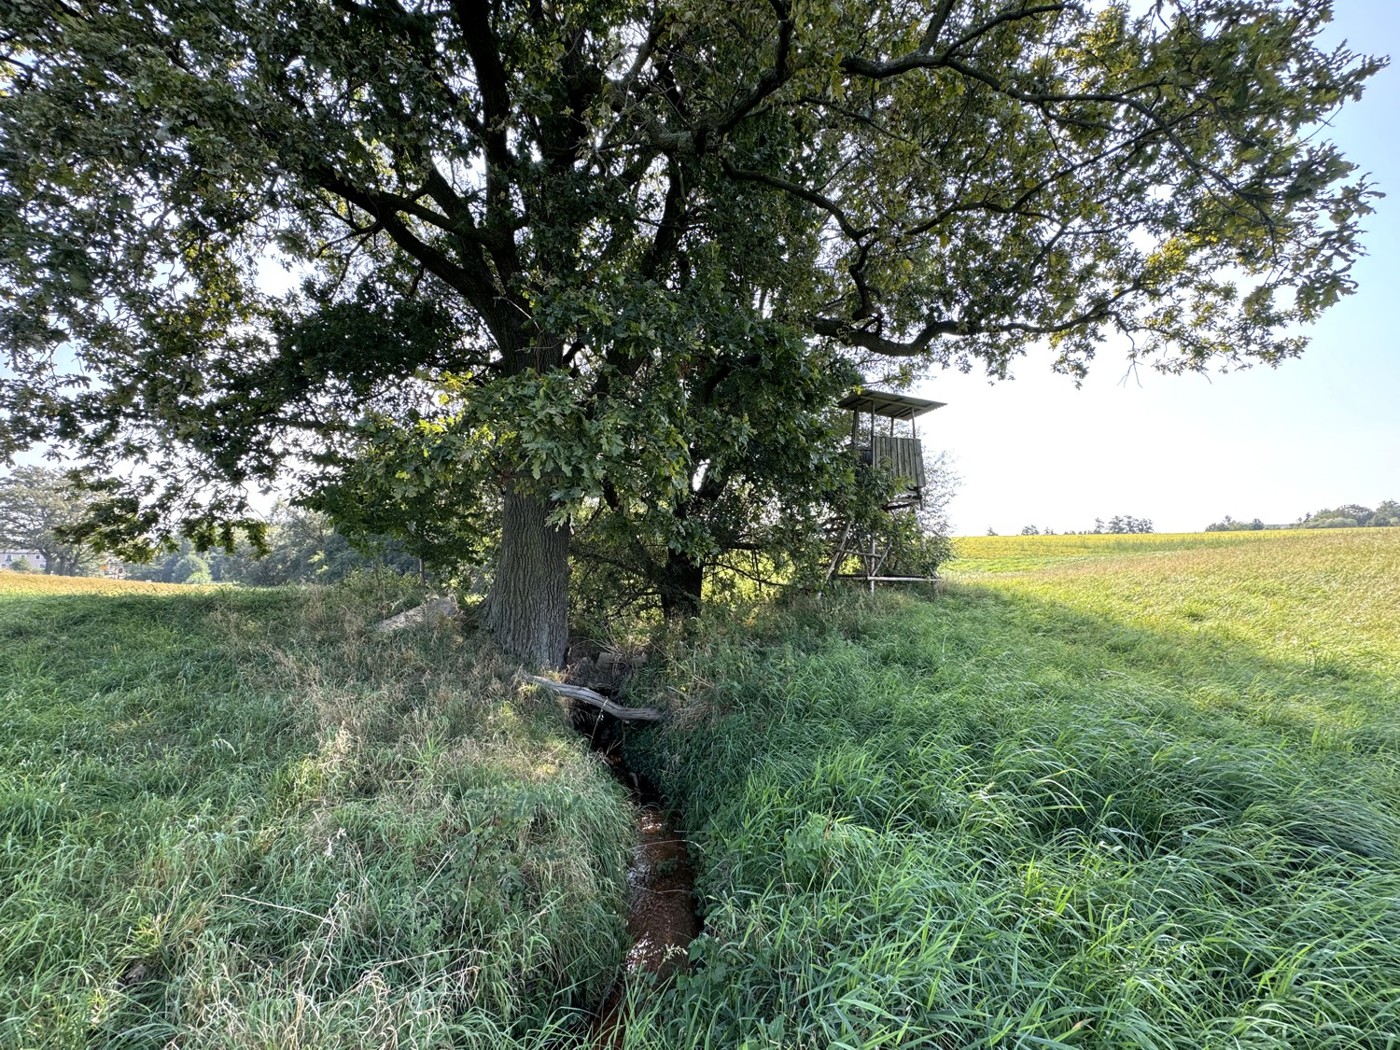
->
622, 528, 1400, 1048
3, 526, 1399, 1048
947, 528, 1299, 575
0, 571, 632, 1049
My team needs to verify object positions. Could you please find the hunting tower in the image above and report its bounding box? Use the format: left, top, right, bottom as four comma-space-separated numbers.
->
825, 389, 945, 591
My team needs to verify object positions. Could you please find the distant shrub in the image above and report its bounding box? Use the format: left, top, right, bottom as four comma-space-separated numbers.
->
170, 553, 210, 584
1207, 516, 1266, 532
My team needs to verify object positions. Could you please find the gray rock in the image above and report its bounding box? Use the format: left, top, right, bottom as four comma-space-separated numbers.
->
373, 596, 459, 633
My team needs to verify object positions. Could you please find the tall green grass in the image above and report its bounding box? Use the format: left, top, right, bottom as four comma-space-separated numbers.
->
624, 530, 1400, 1048
9, 530, 1398, 1048
0, 573, 633, 1049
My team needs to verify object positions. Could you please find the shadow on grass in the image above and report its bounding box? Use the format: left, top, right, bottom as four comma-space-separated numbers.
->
875, 582, 1400, 758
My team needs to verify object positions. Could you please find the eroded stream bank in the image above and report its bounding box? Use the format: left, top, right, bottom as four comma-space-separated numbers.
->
571, 702, 701, 1045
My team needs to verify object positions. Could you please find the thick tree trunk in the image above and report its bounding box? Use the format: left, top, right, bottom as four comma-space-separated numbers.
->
659, 548, 704, 620
486, 486, 571, 667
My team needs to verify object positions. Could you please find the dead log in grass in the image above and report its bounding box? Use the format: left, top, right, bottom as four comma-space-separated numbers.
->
522, 674, 663, 723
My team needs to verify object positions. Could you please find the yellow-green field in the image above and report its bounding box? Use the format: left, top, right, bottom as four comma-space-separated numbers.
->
950, 527, 1319, 573
951, 528, 1400, 678
0, 571, 192, 597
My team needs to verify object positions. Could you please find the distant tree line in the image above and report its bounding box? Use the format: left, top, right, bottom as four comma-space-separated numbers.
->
1207, 502, 1400, 532
125, 504, 422, 586
1, 467, 419, 583
1295, 502, 1400, 529
1007, 516, 1154, 536
1095, 516, 1154, 534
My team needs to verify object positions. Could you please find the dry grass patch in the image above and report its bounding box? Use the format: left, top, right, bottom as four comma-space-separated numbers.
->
0, 571, 192, 597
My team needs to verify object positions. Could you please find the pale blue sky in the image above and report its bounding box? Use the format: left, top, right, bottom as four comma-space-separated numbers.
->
925, 0, 1400, 535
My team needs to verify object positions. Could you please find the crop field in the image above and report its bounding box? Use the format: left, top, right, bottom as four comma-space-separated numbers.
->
951, 529, 1400, 684
948, 528, 1310, 575
626, 528, 1400, 1048
0, 571, 193, 598
0, 573, 632, 1049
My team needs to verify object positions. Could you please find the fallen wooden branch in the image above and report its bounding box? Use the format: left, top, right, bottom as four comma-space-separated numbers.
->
522, 674, 663, 723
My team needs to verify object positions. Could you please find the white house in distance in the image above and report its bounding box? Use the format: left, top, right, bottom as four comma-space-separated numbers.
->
1, 549, 46, 572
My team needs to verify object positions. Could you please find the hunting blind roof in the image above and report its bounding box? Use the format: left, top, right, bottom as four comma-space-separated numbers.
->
837, 390, 946, 420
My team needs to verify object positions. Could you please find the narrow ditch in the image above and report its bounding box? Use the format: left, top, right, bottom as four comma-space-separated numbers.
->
569, 698, 701, 1046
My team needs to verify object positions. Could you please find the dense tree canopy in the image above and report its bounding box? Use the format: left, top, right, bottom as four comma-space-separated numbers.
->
1205, 514, 1266, 531
1298, 501, 1400, 529
0, 0, 1381, 661
1095, 514, 1153, 534
1206, 503, 1400, 530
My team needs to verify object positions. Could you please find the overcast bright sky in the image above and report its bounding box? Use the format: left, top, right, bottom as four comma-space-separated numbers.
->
924, 0, 1400, 536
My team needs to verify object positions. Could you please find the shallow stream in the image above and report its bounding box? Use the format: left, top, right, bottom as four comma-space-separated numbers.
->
576, 707, 700, 1045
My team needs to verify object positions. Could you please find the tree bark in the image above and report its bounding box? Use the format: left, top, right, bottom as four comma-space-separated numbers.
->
486, 485, 571, 667
659, 548, 704, 620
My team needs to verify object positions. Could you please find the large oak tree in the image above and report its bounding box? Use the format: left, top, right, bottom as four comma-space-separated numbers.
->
0, 0, 1381, 663
0, 465, 98, 575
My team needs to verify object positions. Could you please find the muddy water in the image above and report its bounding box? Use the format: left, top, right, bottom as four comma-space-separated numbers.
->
578, 711, 700, 1046
618, 801, 701, 977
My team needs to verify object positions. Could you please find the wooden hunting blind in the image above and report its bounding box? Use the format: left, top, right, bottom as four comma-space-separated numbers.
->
826, 388, 946, 590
